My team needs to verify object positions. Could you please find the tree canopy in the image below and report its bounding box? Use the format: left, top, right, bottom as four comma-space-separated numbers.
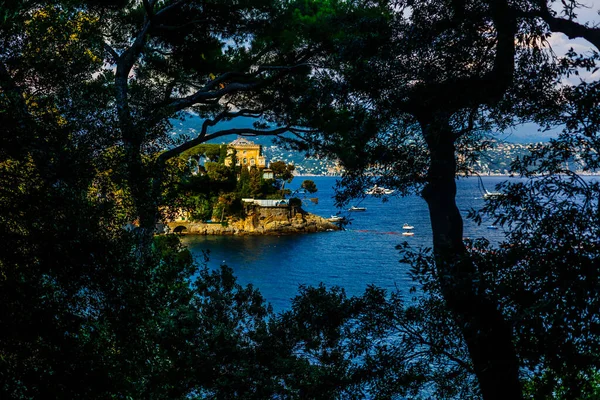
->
279, 0, 600, 398
2, 0, 600, 399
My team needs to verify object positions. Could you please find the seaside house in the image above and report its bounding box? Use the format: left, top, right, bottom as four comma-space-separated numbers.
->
224, 137, 267, 168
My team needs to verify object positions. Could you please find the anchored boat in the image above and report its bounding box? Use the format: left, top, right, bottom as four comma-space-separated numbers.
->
348, 206, 367, 212
366, 185, 395, 195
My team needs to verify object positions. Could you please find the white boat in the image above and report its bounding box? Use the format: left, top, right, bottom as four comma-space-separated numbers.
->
365, 185, 395, 195
348, 206, 367, 212
483, 190, 504, 199
327, 215, 345, 222
402, 223, 414, 230
402, 232, 414, 236
487, 225, 498, 229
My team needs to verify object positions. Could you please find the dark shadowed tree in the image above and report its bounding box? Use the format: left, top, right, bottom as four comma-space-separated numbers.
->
269, 159, 295, 196
469, 38, 600, 397
281, 0, 600, 398
3, 2, 444, 398
286, 1, 524, 397
301, 179, 318, 194
4, 0, 600, 398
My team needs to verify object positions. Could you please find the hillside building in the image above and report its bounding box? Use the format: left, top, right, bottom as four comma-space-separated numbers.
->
224, 137, 267, 168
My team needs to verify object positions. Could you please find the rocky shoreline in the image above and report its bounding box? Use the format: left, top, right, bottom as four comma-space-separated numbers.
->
167, 207, 339, 235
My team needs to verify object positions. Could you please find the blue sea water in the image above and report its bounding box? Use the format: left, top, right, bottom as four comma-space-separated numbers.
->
181, 176, 510, 312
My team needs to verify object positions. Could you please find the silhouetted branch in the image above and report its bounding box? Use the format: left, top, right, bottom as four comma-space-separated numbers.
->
158, 126, 291, 163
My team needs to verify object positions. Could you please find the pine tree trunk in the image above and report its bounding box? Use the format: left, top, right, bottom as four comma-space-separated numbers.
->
420, 113, 523, 400
114, 60, 163, 256
116, 83, 160, 256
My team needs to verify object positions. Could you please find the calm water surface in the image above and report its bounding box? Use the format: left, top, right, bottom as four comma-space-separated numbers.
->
181, 176, 510, 311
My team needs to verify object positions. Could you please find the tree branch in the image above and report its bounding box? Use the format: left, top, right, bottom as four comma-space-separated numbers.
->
114, 15, 154, 134
142, 0, 154, 17
542, 12, 600, 49
154, 19, 210, 31
162, 60, 311, 114
154, 0, 188, 19
103, 43, 119, 61
195, 108, 266, 139
257, 62, 314, 71
398, 0, 517, 117
517, 1, 600, 50
163, 80, 176, 102
157, 126, 293, 163
454, 108, 479, 139
163, 82, 258, 114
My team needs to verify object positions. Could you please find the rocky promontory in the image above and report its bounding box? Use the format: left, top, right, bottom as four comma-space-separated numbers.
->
167, 205, 339, 235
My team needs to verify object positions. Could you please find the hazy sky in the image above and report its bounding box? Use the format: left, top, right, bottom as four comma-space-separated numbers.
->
504, 1, 600, 142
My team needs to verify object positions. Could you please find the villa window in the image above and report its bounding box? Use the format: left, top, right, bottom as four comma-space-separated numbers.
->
250, 158, 255, 166
243, 158, 247, 164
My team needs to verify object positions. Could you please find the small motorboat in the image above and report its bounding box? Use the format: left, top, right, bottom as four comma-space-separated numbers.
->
348, 206, 367, 212
327, 215, 346, 222
402, 223, 414, 230
365, 185, 395, 195
402, 232, 414, 236
487, 225, 499, 229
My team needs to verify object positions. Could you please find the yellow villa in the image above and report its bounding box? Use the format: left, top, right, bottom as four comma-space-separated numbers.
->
224, 137, 267, 168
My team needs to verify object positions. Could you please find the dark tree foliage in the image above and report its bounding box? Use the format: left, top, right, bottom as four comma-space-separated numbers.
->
265, 159, 295, 197
277, 281, 480, 399
283, 1, 528, 397
0, 0, 336, 254
0, 2, 436, 398
467, 50, 600, 397
400, 71, 600, 397
279, 0, 600, 398
269, 160, 295, 182
301, 179, 318, 194
4, 0, 600, 398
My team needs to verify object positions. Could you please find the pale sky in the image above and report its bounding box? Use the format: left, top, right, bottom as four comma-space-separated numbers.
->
504, 1, 600, 142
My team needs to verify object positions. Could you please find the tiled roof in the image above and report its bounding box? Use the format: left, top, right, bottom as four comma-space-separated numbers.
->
229, 136, 257, 146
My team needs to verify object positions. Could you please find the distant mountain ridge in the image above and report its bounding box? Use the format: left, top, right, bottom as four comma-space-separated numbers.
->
169, 117, 590, 176
169, 115, 572, 176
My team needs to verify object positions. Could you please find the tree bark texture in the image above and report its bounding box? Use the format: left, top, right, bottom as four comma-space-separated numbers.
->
420, 113, 523, 400
115, 66, 161, 254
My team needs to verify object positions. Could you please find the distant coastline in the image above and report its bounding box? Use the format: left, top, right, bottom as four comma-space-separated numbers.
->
293, 172, 600, 178
264, 142, 597, 176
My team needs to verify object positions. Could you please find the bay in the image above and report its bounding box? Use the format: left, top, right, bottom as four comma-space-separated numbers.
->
181, 176, 510, 312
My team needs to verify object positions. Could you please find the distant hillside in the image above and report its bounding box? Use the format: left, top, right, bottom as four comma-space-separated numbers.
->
493, 123, 561, 144
169, 114, 583, 176
171, 113, 561, 145
169, 114, 280, 146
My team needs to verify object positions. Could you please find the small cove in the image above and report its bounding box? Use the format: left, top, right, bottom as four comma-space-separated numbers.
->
181, 176, 510, 312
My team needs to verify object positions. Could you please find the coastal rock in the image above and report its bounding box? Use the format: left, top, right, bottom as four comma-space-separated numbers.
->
167, 206, 339, 235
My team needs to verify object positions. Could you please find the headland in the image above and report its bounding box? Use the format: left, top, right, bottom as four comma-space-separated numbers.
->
167, 202, 339, 235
